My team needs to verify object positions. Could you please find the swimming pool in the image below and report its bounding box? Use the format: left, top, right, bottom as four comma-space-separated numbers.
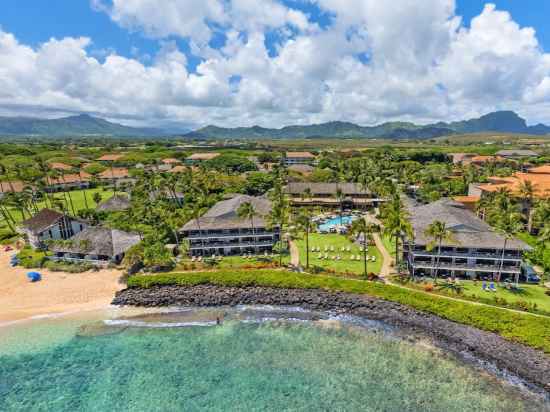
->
318, 215, 356, 232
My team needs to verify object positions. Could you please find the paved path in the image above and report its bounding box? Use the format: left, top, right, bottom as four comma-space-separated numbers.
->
372, 232, 393, 279
289, 240, 300, 267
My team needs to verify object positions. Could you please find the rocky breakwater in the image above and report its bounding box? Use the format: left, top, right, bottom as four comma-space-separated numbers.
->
113, 285, 550, 394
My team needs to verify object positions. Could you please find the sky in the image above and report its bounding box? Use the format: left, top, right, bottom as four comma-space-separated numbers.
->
1, 1, 550, 130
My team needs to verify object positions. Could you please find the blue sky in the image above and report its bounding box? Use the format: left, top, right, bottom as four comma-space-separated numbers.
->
1, 1, 550, 128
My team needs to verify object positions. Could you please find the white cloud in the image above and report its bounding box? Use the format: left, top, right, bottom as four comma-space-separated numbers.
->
2, 1, 550, 128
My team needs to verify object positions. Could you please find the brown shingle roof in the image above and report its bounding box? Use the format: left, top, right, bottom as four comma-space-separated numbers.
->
50, 227, 140, 257
162, 158, 182, 164
0, 181, 26, 193
285, 182, 369, 196
20, 209, 65, 234
181, 195, 273, 231
528, 165, 550, 174
48, 172, 91, 185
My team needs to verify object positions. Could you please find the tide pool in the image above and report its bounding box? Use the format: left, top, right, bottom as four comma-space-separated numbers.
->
0, 307, 544, 411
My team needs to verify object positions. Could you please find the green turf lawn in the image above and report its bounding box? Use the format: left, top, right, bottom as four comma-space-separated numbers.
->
177, 253, 290, 271
457, 280, 550, 313
296, 233, 382, 275
4, 188, 115, 223
381, 234, 397, 259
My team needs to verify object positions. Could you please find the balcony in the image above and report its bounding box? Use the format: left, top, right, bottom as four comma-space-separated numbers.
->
409, 250, 522, 261
412, 262, 521, 274
189, 241, 276, 250
185, 230, 278, 240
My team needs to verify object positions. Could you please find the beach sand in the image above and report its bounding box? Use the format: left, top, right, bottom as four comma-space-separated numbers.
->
0, 249, 124, 325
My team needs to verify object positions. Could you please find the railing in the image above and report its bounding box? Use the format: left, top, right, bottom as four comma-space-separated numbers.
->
412, 262, 521, 274
49, 256, 110, 266
189, 241, 276, 250
410, 250, 522, 261
186, 231, 278, 239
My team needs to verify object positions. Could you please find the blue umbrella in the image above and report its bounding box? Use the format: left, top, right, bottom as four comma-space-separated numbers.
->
27, 272, 42, 282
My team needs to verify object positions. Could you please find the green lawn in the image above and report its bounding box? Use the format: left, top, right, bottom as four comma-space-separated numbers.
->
458, 280, 550, 314
4, 187, 115, 223
176, 253, 290, 271
296, 233, 382, 276
381, 234, 397, 259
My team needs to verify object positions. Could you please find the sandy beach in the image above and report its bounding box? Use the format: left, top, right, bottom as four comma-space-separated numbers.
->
0, 248, 124, 325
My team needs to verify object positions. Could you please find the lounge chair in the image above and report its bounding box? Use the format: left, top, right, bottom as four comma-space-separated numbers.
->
350, 255, 355, 260
198, 256, 203, 262
371, 256, 376, 262
346, 246, 351, 252
330, 246, 335, 252
191, 256, 196, 262
489, 282, 497, 292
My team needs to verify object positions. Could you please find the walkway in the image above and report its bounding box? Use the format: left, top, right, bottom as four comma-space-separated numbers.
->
372, 232, 393, 279
289, 239, 300, 267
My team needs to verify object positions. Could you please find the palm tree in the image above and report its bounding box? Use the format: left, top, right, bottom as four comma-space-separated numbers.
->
424, 220, 454, 282
295, 208, 316, 269
382, 195, 411, 270
518, 180, 537, 233
537, 223, 550, 246
494, 210, 524, 285
350, 218, 379, 278
269, 179, 290, 266
334, 186, 345, 224
237, 201, 259, 254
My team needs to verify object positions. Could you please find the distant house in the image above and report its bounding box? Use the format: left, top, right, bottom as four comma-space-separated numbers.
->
467, 155, 507, 166
404, 199, 531, 281
284, 152, 316, 166
19, 209, 87, 249
46, 172, 91, 192
452, 195, 480, 212
495, 149, 538, 159
288, 164, 314, 175
49, 227, 140, 266
48, 162, 73, 171
180, 194, 280, 256
168, 165, 192, 174
449, 153, 476, 165
185, 152, 220, 165
96, 194, 131, 212
98, 168, 134, 186
97, 154, 124, 162
162, 158, 182, 165
0, 181, 26, 199
284, 182, 381, 208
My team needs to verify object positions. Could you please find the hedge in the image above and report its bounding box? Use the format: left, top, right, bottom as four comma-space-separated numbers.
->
128, 270, 550, 353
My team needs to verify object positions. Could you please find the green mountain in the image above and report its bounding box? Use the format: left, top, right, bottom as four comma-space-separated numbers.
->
0, 114, 168, 137
187, 111, 550, 139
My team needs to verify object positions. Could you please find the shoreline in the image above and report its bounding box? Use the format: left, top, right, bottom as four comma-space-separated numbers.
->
0, 251, 124, 325
113, 284, 550, 395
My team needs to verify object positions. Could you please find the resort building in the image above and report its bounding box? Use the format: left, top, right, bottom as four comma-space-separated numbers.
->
45, 173, 91, 192
49, 227, 140, 266
180, 194, 280, 256
470, 170, 550, 200
284, 182, 381, 208
403, 199, 531, 281
19, 209, 88, 249
284, 152, 316, 166
185, 152, 220, 165
495, 149, 538, 159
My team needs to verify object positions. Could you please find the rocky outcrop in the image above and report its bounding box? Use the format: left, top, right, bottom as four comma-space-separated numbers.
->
113, 285, 550, 394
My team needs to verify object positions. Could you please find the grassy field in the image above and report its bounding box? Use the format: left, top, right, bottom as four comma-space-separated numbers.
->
127, 269, 550, 353
295, 233, 382, 275
3, 187, 115, 223
176, 253, 290, 271
459, 280, 550, 313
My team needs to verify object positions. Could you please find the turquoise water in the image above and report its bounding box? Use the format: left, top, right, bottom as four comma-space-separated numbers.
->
318, 215, 355, 232
0, 308, 544, 411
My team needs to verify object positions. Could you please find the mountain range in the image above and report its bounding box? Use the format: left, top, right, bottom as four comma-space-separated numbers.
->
0, 114, 168, 137
187, 111, 550, 139
0, 110, 549, 139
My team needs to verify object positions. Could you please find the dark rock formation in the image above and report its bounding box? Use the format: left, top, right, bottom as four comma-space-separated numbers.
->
113, 285, 550, 394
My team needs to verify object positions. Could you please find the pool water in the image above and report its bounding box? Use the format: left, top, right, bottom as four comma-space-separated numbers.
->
318, 215, 356, 232
0, 307, 544, 411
